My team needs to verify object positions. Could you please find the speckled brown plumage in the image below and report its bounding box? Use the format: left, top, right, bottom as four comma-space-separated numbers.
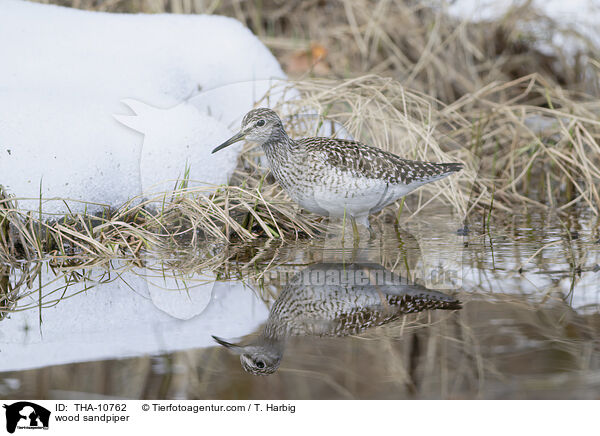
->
299, 137, 463, 185
213, 108, 463, 228
263, 263, 461, 339
213, 263, 462, 375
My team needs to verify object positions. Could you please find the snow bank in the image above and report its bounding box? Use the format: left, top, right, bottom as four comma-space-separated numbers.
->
0, 0, 287, 215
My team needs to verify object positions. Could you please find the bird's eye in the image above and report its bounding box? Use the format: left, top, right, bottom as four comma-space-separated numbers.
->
256, 360, 265, 369
256, 119, 266, 127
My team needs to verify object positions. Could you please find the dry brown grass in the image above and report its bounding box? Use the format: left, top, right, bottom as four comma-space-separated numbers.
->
0, 183, 325, 264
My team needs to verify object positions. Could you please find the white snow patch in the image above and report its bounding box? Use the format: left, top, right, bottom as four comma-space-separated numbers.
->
0, 0, 287, 215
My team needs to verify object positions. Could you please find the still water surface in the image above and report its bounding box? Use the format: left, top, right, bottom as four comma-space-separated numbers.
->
1, 211, 599, 399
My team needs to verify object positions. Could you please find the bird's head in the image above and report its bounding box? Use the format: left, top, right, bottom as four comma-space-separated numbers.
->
212, 108, 283, 153
212, 335, 282, 375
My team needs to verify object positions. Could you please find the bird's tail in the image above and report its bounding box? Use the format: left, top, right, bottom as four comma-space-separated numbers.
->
416, 162, 463, 184
432, 296, 463, 311
390, 292, 462, 314
437, 162, 464, 174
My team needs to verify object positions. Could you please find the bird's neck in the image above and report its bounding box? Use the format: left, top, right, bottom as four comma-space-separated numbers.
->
261, 128, 297, 164
257, 327, 286, 355
263, 317, 287, 342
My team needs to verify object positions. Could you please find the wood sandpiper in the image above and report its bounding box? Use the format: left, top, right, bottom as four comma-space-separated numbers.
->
212, 108, 463, 238
212, 262, 461, 375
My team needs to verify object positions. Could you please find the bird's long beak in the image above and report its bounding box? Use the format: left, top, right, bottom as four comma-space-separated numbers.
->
212, 335, 243, 354
212, 131, 246, 154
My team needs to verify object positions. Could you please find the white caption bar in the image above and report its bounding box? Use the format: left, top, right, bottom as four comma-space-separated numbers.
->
1, 400, 597, 435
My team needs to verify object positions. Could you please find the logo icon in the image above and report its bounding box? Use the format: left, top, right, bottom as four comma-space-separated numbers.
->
2, 402, 50, 434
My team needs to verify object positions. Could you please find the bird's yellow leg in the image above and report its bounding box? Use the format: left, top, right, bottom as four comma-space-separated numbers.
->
367, 224, 376, 241
349, 217, 359, 261
341, 208, 347, 246
351, 217, 360, 242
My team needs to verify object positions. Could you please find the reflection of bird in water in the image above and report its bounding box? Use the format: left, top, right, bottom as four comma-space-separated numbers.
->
213, 262, 461, 375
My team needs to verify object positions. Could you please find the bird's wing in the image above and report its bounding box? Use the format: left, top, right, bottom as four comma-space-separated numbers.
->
299, 137, 462, 185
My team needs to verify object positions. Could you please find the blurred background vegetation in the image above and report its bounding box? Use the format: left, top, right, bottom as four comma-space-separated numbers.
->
33, 0, 599, 97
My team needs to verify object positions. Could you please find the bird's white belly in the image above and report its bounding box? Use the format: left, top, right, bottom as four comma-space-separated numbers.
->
289, 173, 417, 218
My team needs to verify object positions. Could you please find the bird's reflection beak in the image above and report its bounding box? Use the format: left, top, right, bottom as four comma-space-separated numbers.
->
212, 131, 245, 154
212, 335, 243, 354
